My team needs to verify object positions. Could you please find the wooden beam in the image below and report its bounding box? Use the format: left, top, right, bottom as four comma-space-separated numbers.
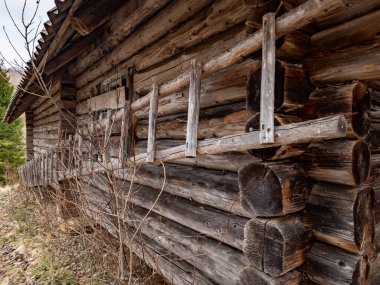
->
260, 12, 276, 144
185, 59, 202, 157
146, 84, 159, 163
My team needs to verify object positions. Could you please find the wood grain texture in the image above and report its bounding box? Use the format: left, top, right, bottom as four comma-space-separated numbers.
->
239, 162, 311, 217
260, 12, 276, 144
243, 215, 312, 276
305, 241, 369, 285
185, 59, 202, 157
307, 183, 374, 254
301, 139, 370, 186
301, 83, 370, 138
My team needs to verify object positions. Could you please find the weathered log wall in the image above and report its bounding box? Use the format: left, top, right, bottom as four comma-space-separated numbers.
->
19, 0, 380, 284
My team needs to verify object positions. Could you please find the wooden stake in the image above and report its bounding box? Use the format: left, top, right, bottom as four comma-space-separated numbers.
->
260, 12, 276, 144
185, 59, 202, 157
146, 84, 159, 162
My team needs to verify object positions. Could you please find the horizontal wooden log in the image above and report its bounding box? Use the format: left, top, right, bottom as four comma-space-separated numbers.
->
136, 109, 250, 140
135, 87, 246, 120
135, 0, 252, 71
311, 9, 380, 52
247, 61, 312, 114
305, 241, 369, 285
76, 87, 125, 114
69, 0, 172, 76
92, 217, 217, 285
245, 113, 305, 160
239, 162, 310, 217
301, 139, 370, 186
74, 0, 215, 88
130, 0, 347, 112
125, 115, 347, 166
314, 0, 380, 30
135, 140, 256, 172
134, 58, 261, 119
86, 176, 248, 250
115, 162, 248, 216
305, 41, 380, 86
301, 83, 370, 138
243, 215, 312, 276
70, 0, 126, 36
307, 182, 374, 254
237, 266, 302, 285
81, 183, 247, 285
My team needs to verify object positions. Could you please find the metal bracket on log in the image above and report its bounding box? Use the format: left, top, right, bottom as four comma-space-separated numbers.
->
260, 12, 276, 144
185, 59, 202, 158
146, 84, 159, 163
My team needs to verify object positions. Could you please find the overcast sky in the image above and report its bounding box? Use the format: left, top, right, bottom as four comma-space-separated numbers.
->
0, 0, 55, 69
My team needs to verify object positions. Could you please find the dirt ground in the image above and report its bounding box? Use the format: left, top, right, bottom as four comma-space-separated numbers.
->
0, 186, 168, 285
0, 186, 111, 285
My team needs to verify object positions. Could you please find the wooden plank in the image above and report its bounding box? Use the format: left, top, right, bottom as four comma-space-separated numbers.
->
185, 59, 202, 157
260, 12, 276, 144
146, 84, 159, 163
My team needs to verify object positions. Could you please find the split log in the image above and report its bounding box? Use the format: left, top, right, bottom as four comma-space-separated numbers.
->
245, 113, 305, 160
307, 182, 374, 254
301, 139, 370, 186
82, 184, 247, 285
247, 61, 312, 114
301, 83, 370, 138
239, 162, 310, 217
305, 41, 380, 86
237, 266, 302, 285
305, 241, 369, 285
243, 215, 312, 276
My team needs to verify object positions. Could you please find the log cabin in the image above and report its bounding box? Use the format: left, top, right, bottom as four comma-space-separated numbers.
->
4, 0, 380, 284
